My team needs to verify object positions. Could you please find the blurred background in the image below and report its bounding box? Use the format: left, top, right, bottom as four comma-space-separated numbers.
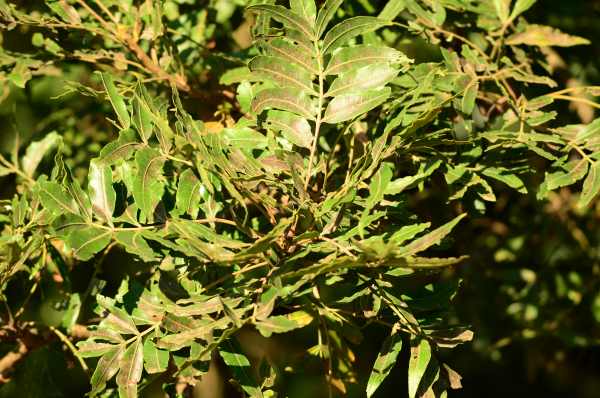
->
1, 0, 600, 397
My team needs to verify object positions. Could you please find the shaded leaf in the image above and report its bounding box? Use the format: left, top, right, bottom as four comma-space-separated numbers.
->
21, 132, 61, 177
327, 64, 399, 97
247, 4, 315, 40
366, 330, 403, 398
322, 17, 390, 54
265, 110, 313, 148
579, 162, 600, 208
249, 55, 315, 93
143, 338, 169, 374
66, 225, 112, 261
400, 214, 466, 256
116, 338, 144, 398
90, 345, 125, 396
408, 338, 432, 398
132, 147, 165, 223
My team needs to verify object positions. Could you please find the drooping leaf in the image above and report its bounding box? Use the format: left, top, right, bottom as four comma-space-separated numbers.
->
322, 17, 390, 54
366, 330, 403, 398
323, 87, 391, 124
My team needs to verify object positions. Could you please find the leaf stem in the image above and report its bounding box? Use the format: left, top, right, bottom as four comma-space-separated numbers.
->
304, 44, 325, 191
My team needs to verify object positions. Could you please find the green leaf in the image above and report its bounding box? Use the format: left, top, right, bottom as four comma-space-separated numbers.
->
222, 126, 268, 149
99, 129, 140, 165
493, 0, 510, 22
481, 168, 527, 193
132, 147, 165, 223
265, 110, 313, 149
379, 0, 407, 21
21, 132, 62, 177
315, 0, 344, 38
326, 64, 398, 97
366, 330, 403, 398
408, 338, 432, 398
37, 180, 78, 215
247, 4, 315, 40
252, 88, 316, 120
114, 231, 157, 262
66, 225, 112, 261
400, 213, 467, 256
175, 169, 202, 218
461, 79, 478, 114
579, 162, 600, 208
116, 338, 144, 398
326, 45, 409, 75
507, 25, 590, 47
77, 341, 117, 358
322, 17, 390, 54
545, 159, 589, 192
254, 311, 313, 337
220, 340, 264, 398
100, 73, 130, 130
290, 0, 317, 23
575, 117, 600, 143
88, 160, 116, 224
323, 87, 391, 124
90, 345, 125, 396
510, 0, 536, 20
249, 56, 315, 93
143, 338, 169, 374
261, 38, 318, 74
132, 96, 153, 143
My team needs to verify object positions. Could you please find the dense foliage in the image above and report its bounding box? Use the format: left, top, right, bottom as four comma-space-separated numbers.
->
1, 0, 599, 397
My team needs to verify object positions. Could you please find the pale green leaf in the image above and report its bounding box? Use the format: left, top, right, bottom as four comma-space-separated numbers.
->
315, 0, 344, 38
327, 64, 398, 97
379, 0, 406, 21
90, 346, 125, 396
366, 330, 403, 398
260, 38, 318, 74
143, 338, 169, 374
88, 160, 116, 224
252, 88, 316, 120
175, 169, 202, 218
323, 87, 391, 124
220, 340, 264, 398
326, 45, 409, 75
116, 338, 144, 398
249, 55, 315, 93
408, 338, 432, 398
290, 0, 316, 23
510, 0, 536, 20
265, 110, 313, 149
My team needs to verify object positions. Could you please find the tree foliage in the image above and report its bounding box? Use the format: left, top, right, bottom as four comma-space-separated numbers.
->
0, 0, 599, 397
